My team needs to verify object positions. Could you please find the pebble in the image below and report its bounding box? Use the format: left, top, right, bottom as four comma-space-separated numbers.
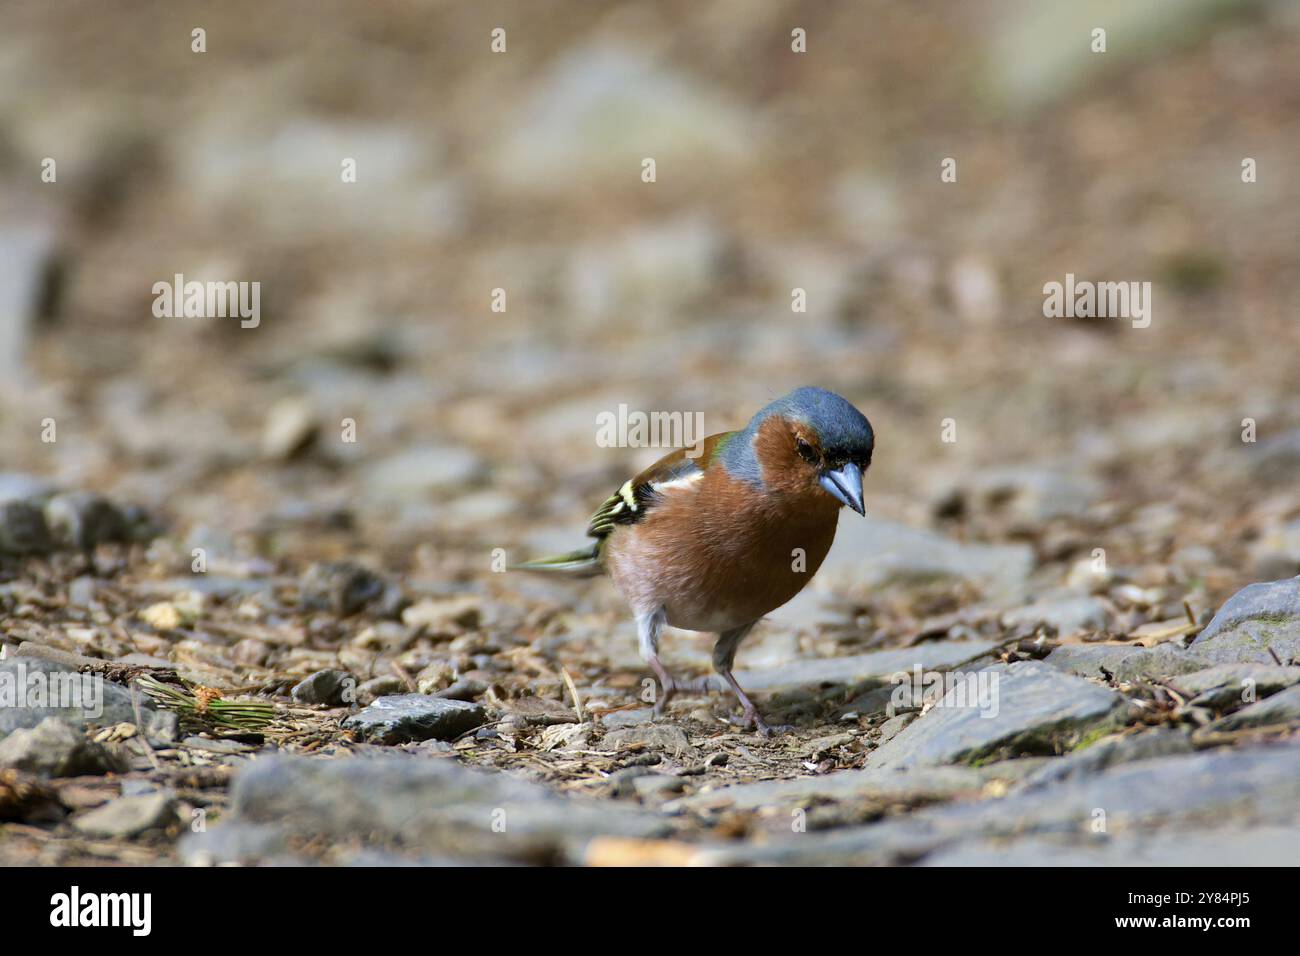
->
340, 694, 486, 744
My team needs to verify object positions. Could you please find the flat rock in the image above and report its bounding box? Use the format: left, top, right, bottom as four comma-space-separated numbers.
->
814, 516, 1033, 605
867, 661, 1126, 768
341, 694, 486, 744
1191, 576, 1300, 665
72, 793, 177, 839
666, 764, 997, 814
1045, 642, 1211, 682
701, 742, 1300, 865
0, 717, 127, 777
1176, 662, 1300, 707
736, 640, 996, 694
1204, 683, 1300, 732
602, 724, 696, 759
922, 825, 1300, 867
1021, 727, 1194, 787
185, 754, 669, 864
0, 659, 156, 736
362, 445, 484, 502
291, 669, 354, 706
1002, 595, 1108, 636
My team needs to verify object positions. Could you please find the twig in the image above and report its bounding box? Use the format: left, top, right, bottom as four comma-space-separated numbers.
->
561, 667, 585, 722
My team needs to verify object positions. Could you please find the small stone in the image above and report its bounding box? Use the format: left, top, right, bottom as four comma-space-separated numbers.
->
602, 724, 696, 759
806, 732, 856, 755
291, 669, 354, 706
341, 694, 486, 744
1178, 663, 1300, 708
632, 774, 686, 799
299, 561, 385, 617
539, 723, 592, 751
72, 792, 177, 838
1003, 595, 1108, 637
232, 638, 272, 667
43, 492, 128, 551
140, 601, 191, 631
1205, 684, 1300, 732
0, 717, 127, 777
261, 396, 319, 460
0, 500, 54, 555
401, 595, 482, 633
600, 708, 654, 729
356, 675, 405, 705
363, 444, 485, 501
876, 712, 916, 744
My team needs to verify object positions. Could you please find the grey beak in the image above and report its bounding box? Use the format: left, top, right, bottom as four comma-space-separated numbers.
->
819, 461, 865, 515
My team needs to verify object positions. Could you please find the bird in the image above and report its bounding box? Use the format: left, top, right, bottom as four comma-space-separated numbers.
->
516, 386, 874, 735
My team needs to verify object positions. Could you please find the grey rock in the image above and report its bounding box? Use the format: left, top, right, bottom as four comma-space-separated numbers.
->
0, 717, 127, 776
702, 743, 1300, 865
11, 642, 102, 669
362, 445, 484, 502
667, 764, 996, 814
932, 466, 1101, 528
0, 225, 57, 379
876, 712, 916, 743
816, 516, 1034, 605
0, 500, 54, 555
1177, 663, 1300, 708
341, 694, 486, 744
1205, 683, 1300, 732
0, 473, 58, 504
602, 724, 695, 759
923, 825, 1300, 866
867, 661, 1126, 768
1022, 728, 1194, 787
190, 754, 669, 863
599, 708, 653, 730
1045, 642, 1212, 682
0, 659, 156, 735
492, 44, 756, 187
737, 640, 997, 694
72, 792, 177, 838
355, 675, 406, 706
291, 669, 354, 706
1002, 595, 1109, 636
298, 561, 385, 616
1249, 519, 1300, 580
1191, 576, 1300, 665
43, 492, 129, 551
631, 774, 686, 799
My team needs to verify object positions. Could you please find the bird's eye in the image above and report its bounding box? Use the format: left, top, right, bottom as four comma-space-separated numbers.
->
795, 438, 818, 464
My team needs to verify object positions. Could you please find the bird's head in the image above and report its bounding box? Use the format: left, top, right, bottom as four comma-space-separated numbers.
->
741, 387, 874, 514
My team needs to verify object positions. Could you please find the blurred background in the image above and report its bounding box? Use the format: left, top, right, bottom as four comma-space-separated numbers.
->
2, 0, 1299, 601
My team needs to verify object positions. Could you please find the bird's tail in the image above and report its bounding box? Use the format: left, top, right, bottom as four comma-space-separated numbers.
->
511, 542, 604, 578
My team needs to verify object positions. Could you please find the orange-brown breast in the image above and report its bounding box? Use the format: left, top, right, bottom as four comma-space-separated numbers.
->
603, 454, 841, 633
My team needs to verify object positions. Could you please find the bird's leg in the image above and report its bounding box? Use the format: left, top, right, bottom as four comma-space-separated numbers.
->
637, 608, 678, 716
713, 623, 782, 736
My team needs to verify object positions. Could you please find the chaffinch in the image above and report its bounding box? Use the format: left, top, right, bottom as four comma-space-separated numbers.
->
518, 386, 874, 735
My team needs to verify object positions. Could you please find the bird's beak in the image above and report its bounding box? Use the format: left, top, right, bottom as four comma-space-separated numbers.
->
819, 461, 865, 515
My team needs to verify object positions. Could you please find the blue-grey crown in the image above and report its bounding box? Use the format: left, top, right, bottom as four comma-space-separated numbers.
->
721, 387, 874, 486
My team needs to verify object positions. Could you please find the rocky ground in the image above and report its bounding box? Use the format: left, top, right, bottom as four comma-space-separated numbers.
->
1, 1, 1299, 865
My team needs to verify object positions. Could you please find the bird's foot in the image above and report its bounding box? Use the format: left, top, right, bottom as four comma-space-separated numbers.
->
652, 674, 719, 717
734, 707, 790, 738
